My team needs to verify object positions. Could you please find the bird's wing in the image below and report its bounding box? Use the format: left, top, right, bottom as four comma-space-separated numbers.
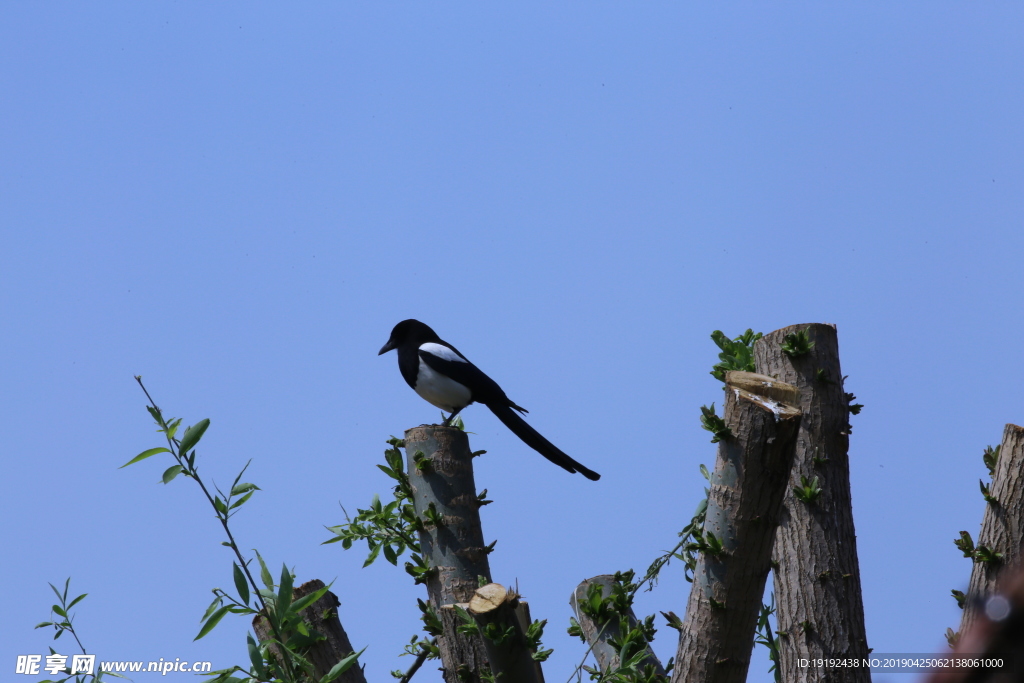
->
418, 342, 510, 405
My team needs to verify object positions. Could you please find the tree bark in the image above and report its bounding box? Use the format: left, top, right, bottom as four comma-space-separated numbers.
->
437, 605, 491, 682
468, 583, 546, 683
252, 579, 367, 683
960, 424, 1024, 636
754, 323, 871, 683
404, 425, 492, 683
572, 575, 666, 678
672, 372, 801, 683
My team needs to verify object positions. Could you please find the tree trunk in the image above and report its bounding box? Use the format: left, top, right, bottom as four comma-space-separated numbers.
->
572, 575, 666, 678
754, 323, 871, 683
404, 425, 493, 683
252, 579, 367, 683
672, 372, 801, 683
960, 424, 1024, 636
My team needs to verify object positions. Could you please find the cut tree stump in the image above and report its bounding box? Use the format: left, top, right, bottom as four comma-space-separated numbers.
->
754, 323, 871, 683
252, 579, 366, 683
672, 371, 801, 683
404, 425, 494, 683
468, 583, 545, 683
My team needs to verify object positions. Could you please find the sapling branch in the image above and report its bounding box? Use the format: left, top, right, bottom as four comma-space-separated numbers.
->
944, 627, 960, 649
793, 476, 823, 505
325, 438, 431, 585
754, 596, 782, 683
34, 584, 126, 682
395, 638, 437, 682
979, 479, 997, 505
710, 329, 763, 381
700, 403, 732, 443
951, 531, 1006, 568
982, 444, 1000, 475
35, 578, 89, 656
130, 377, 299, 681
954, 531, 976, 558
779, 328, 814, 357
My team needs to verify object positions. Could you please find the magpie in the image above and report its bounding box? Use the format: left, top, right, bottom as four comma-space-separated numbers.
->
378, 319, 601, 481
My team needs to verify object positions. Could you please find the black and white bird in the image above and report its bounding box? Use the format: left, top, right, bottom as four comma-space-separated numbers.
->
378, 319, 600, 481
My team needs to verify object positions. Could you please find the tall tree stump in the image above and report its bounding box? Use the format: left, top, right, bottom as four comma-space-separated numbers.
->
754, 323, 870, 683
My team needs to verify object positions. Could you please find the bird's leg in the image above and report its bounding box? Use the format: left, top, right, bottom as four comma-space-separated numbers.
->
442, 407, 464, 427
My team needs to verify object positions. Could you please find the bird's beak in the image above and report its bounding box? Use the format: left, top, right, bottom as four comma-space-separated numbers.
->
378, 340, 395, 355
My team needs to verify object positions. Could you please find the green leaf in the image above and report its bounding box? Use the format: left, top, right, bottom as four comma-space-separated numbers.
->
983, 445, 1000, 475
661, 610, 684, 631
178, 418, 211, 455
382, 543, 398, 565
247, 633, 267, 680
954, 531, 975, 557
232, 459, 252, 483
233, 563, 250, 606
201, 596, 223, 621
52, 605, 67, 618
780, 329, 814, 357
363, 543, 382, 568
277, 564, 293, 616
120, 447, 169, 468
161, 465, 183, 484
228, 491, 254, 510
194, 605, 230, 640
230, 482, 259, 496
200, 671, 248, 683
320, 647, 365, 683
67, 593, 88, 610
290, 585, 330, 614
709, 328, 763, 380
700, 403, 732, 443
256, 551, 274, 590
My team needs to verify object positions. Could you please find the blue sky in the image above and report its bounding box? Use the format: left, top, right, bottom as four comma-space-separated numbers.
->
2, 4, 1022, 682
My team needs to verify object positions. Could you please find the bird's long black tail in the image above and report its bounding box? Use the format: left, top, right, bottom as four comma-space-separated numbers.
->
487, 403, 601, 481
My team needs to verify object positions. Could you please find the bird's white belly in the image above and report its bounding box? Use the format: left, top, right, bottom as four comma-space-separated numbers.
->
414, 359, 472, 413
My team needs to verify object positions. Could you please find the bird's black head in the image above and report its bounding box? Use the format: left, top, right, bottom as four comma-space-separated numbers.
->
378, 319, 440, 355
